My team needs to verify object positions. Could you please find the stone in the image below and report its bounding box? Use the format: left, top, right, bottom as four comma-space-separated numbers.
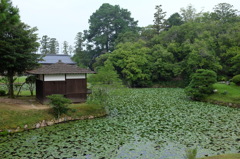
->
88, 116, 94, 119
24, 125, 28, 129
15, 127, 20, 132
46, 121, 54, 126
40, 120, 47, 127
35, 123, 41, 129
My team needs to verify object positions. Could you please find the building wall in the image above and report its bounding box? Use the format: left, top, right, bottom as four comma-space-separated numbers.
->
66, 74, 85, 79
44, 74, 65, 81
36, 74, 88, 103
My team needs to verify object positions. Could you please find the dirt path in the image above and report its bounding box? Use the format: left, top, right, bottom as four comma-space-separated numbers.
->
0, 97, 49, 110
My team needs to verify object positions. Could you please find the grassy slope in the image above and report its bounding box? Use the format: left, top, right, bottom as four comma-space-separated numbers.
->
199, 153, 240, 159
0, 101, 106, 131
206, 83, 240, 104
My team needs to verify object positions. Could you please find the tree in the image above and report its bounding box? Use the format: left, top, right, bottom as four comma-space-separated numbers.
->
212, 3, 238, 23
184, 39, 222, 78
68, 45, 73, 56
88, 60, 122, 86
185, 69, 217, 101
25, 75, 36, 96
40, 35, 50, 55
0, 0, 20, 32
108, 40, 151, 87
166, 12, 183, 29
0, 19, 39, 98
72, 32, 91, 67
85, 3, 138, 54
62, 41, 69, 55
153, 5, 167, 33
114, 31, 140, 47
149, 44, 177, 81
47, 94, 71, 118
49, 38, 59, 54
180, 4, 200, 22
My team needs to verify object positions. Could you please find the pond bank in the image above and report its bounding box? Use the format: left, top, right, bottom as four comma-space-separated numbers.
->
0, 112, 107, 135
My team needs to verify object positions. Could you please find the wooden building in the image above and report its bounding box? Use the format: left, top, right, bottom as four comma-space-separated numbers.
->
27, 61, 94, 104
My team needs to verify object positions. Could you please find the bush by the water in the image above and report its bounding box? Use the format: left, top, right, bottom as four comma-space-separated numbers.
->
185, 69, 217, 101
231, 74, 240, 86
0, 90, 6, 96
47, 94, 72, 118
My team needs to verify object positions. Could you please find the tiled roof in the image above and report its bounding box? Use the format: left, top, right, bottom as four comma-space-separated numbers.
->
27, 62, 95, 74
39, 54, 76, 65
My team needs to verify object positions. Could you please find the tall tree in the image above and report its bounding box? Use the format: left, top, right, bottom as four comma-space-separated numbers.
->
166, 12, 183, 29
107, 40, 151, 87
49, 38, 59, 54
212, 3, 238, 23
0, 0, 19, 31
180, 4, 200, 22
0, 2, 39, 98
40, 35, 50, 55
62, 41, 69, 55
72, 32, 90, 67
74, 32, 84, 52
85, 3, 138, 54
153, 5, 166, 34
68, 45, 73, 56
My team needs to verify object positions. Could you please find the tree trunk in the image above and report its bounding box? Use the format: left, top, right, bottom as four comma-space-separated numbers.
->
8, 73, 15, 98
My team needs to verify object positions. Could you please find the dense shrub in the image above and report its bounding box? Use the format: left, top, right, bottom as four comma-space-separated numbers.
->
47, 94, 72, 118
231, 74, 240, 86
0, 90, 6, 96
185, 69, 217, 101
87, 86, 111, 105
88, 61, 123, 87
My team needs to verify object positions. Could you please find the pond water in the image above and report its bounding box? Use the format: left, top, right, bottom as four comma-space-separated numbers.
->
1, 88, 239, 159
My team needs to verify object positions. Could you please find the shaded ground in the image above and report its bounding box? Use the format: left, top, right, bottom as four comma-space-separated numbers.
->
0, 97, 49, 110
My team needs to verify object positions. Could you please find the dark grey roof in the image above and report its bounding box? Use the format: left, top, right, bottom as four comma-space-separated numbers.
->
39, 54, 76, 65
27, 62, 95, 74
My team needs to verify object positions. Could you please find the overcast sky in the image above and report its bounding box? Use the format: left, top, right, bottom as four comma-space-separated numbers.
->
11, 0, 240, 53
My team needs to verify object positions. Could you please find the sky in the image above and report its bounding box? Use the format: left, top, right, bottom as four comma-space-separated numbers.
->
11, 0, 240, 53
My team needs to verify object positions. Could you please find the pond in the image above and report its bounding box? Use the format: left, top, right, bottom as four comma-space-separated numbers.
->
1, 88, 239, 158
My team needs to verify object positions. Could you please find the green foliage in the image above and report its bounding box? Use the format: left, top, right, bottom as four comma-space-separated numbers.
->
185, 69, 217, 101
0, 90, 6, 96
180, 4, 200, 22
0, 2, 39, 98
150, 44, 177, 81
166, 12, 183, 29
153, 5, 166, 33
25, 75, 36, 96
84, 3, 139, 61
87, 86, 110, 106
47, 94, 71, 118
185, 147, 197, 159
212, 3, 238, 23
231, 74, 240, 85
48, 38, 59, 54
108, 40, 152, 87
89, 61, 123, 87
40, 35, 50, 55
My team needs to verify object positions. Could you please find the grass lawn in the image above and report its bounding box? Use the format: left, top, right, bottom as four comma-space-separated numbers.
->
15, 76, 27, 83
206, 83, 240, 105
199, 153, 240, 159
0, 96, 106, 131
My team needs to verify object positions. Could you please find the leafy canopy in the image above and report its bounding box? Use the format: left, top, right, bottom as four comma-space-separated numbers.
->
185, 69, 217, 101
85, 3, 139, 53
